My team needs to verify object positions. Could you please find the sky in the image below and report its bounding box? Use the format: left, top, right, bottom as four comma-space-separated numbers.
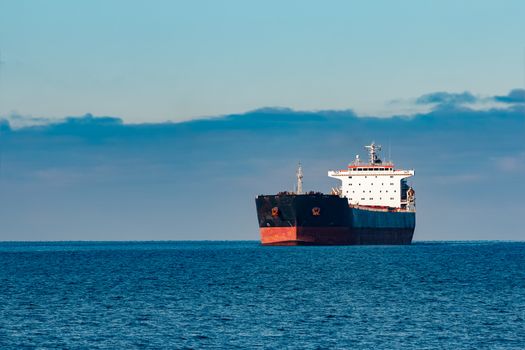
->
1, 0, 524, 122
0, 1, 524, 241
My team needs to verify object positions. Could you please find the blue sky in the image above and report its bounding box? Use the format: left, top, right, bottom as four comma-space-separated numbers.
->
0, 1, 524, 241
1, 0, 524, 122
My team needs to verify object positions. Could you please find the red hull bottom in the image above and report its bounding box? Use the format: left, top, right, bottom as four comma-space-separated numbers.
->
260, 226, 413, 245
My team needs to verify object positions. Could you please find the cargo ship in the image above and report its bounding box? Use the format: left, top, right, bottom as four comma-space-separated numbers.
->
255, 143, 416, 245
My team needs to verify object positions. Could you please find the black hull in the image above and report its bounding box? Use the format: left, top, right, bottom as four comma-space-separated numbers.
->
256, 194, 415, 245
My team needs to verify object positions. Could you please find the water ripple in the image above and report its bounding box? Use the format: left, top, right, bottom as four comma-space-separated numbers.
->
0, 241, 523, 349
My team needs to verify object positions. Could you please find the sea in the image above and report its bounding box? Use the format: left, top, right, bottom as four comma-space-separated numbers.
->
0, 241, 523, 349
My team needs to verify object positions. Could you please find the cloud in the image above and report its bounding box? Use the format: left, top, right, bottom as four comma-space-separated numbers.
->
406, 89, 525, 114
494, 89, 525, 104
495, 153, 525, 173
0, 92, 524, 240
415, 91, 477, 105
2, 113, 52, 129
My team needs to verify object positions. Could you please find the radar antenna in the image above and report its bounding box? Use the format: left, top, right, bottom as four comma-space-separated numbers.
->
364, 142, 382, 164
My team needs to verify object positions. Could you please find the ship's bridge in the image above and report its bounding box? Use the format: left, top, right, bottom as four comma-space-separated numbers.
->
328, 143, 415, 210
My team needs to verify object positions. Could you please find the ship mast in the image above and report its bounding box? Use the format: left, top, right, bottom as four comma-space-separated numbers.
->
296, 162, 303, 194
364, 142, 382, 164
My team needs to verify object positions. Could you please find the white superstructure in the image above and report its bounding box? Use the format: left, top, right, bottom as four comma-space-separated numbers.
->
328, 142, 415, 210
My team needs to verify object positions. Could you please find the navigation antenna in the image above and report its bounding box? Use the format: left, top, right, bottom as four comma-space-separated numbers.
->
296, 162, 303, 194
388, 138, 392, 164
364, 142, 382, 164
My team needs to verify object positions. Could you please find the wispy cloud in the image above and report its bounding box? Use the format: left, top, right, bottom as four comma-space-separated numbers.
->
3, 113, 54, 129
387, 89, 525, 114
415, 91, 477, 105
494, 89, 525, 104
494, 153, 525, 173
382, 89, 525, 116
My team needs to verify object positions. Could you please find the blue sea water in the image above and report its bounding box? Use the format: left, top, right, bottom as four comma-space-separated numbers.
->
0, 241, 523, 349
